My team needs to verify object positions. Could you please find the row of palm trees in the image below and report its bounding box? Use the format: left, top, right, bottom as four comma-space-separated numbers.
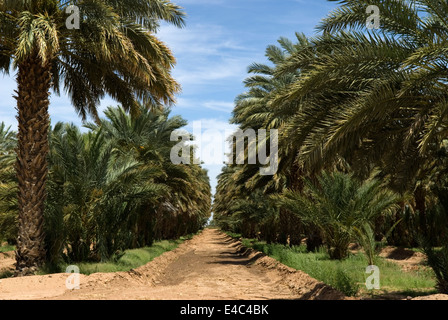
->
1, 105, 211, 267
213, 0, 448, 292
0, 123, 16, 245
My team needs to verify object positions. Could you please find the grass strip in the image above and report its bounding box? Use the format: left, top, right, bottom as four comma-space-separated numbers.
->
56, 235, 195, 275
1, 234, 196, 279
226, 232, 437, 298
0, 244, 15, 253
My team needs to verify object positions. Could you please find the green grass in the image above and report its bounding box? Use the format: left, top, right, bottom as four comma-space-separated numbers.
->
60, 238, 191, 275
227, 233, 437, 298
0, 270, 13, 279
37, 233, 197, 276
0, 243, 15, 253
0, 235, 196, 279
0, 243, 15, 279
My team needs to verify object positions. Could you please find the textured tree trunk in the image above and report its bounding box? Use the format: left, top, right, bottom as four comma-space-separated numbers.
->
288, 163, 306, 246
277, 209, 289, 245
328, 244, 349, 260
14, 54, 52, 276
414, 184, 427, 237
306, 227, 323, 252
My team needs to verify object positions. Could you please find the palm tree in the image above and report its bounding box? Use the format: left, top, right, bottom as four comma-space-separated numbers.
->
46, 122, 166, 262
0, 0, 185, 275
277, 0, 448, 193
257, 1, 448, 251
230, 36, 311, 245
275, 171, 398, 260
88, 105, 211, 243
0, 122, 16, 152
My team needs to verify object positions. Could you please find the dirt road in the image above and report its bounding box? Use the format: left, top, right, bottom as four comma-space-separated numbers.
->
0, 228, 345, 300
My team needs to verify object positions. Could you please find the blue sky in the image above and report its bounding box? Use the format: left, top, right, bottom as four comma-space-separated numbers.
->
0, 0, 338, 194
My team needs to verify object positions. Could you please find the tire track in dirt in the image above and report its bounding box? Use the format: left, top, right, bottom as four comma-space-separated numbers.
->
0, 228, 346, 300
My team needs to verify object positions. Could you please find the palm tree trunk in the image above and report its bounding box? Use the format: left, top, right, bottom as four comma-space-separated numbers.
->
288, 163, 307, 246
306, 228, 323, 252
414, 184, 427, 237
14, 53, 52, 276
277, 209, 289, 245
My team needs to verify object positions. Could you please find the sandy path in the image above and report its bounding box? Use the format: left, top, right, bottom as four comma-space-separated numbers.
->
0, 229, 345, 300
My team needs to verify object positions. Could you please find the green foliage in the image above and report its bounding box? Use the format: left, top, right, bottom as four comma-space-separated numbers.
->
423, 246, 448, 293
0, 122, 17, 244
239, 237, 436, 298
0, 243, 15, 253
333, 267, 359, 297
42, 106, 211, 265
45, 122, 166, 262
0, 0, 190, 273
0, 107, 212, 266
353, 223, 378, 266
0, 0, 186, 117
274, 171, 398, 260
420, 172, 448, 293
214, 0, 448, 295
58, 239, 183, 275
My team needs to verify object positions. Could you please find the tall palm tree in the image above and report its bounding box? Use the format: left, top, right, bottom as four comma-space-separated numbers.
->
46, 122, 166, 262
228, 35, 329, 246
277, 0, 448, 189
230, 36, 305, 245
276, 0, 448, 250
0, 0, 185, 275
88, 105, 211, 243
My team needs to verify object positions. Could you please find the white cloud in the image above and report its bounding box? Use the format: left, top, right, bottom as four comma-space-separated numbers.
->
173, 58, 248, 86
203, 101, 235, 113
175, 98, 234, 113
179, 118, 238, 165
188, 118, 237, 133
158, 24, 246, 56
176, 0, 225, 5
157, 23, 258, 92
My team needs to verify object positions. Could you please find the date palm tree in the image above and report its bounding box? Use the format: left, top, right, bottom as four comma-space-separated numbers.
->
276, 0, 448, 190
46, 122, 167, 262
90, 105, 212, 241
273, 0, 448, 250
0, 0, 185, 275
274, 171, 398, 260
230, 36, 309, 245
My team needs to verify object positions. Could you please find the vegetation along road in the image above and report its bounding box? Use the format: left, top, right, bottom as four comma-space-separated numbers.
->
0, 229, 345, 300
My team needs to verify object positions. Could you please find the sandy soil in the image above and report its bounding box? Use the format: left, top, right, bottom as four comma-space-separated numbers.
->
349, 243, 428, 273
379, 246, 427, 273
411, 294, 448, 300
2, 229, 447, 300
0, 229, 346, 300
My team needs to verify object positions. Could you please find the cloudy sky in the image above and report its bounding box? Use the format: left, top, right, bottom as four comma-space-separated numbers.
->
0, 0, 338, 194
